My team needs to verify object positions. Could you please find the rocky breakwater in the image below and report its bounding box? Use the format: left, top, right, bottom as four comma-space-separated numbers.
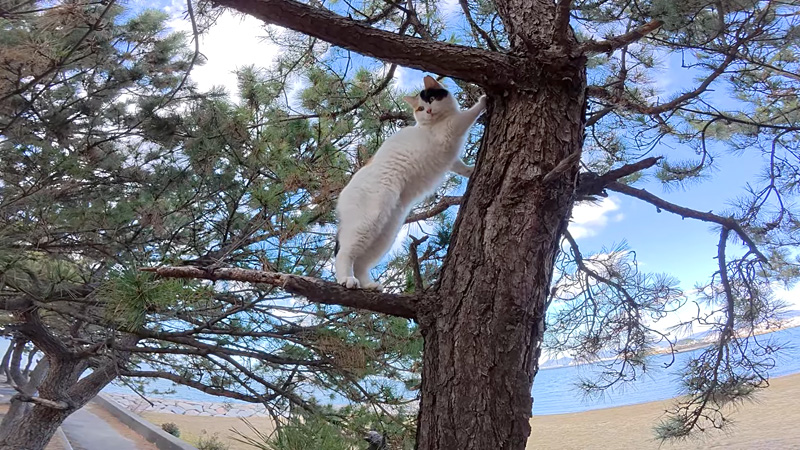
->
105, 393, 270, 418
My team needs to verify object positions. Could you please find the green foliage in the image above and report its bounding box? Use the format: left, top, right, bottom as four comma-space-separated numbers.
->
161, 422, 181, 437
232, 406, 416, 450
198, 432, 229, 450
101, 271, 188, 331
250, 415, 359, 450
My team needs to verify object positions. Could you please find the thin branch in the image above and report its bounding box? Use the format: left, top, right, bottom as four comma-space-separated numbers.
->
717, 227, 736, 341
408, 236, 429, 292
141, 266, 418, 318
585, 106, 613, 127
587, 49, 737, 115
576, 157, 662, 199
405, 196, 462, 223
542, 152, 581, 184
579, 20, 663, 54
563, 231, 638, 309
607, 182, 769, 263
211, 0, 520, 86
403, 158, 661, 220
458, 0, 498, 51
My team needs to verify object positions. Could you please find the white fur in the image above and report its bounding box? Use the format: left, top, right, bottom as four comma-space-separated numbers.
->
335, 87, 487, 290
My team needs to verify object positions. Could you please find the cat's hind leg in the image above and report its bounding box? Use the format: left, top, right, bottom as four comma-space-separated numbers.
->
335, 187, 400, 289
353, 205, 407, 291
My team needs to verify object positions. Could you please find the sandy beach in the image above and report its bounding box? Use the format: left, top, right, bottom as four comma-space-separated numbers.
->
528, 372, 800, 449
138, 372, 800, 449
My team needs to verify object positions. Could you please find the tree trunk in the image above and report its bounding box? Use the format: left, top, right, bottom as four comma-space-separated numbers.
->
0, 356, 120, 450
416, 67, 586, 449
0, 357, 50, 443
0, 403, 72, 450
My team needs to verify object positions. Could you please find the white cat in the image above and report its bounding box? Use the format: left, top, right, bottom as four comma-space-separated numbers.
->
334, 75, 487, 290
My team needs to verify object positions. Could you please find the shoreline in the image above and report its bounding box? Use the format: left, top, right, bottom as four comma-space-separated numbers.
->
128, 373, 800, 450
528, 371, 800, 449
539, 320, 800, 371
533, 369, 800, 417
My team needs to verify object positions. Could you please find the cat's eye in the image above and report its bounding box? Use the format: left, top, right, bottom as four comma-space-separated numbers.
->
416, 106, 424, 112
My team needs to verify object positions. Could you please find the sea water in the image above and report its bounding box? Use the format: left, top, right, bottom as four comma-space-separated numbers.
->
4, 326, 799, 415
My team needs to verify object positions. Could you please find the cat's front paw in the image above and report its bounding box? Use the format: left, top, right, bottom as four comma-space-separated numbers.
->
339, 276, 361, 289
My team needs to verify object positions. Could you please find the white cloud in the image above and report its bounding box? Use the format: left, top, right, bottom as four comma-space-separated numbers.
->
440, 0, 461, 20
166, 9, 280, 97
568, 197, 622, 239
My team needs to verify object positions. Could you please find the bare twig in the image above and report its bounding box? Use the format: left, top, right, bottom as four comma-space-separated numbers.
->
576, 157, 662, 199
542, 152, 581, 184
458, 0, 498, 51
12, 394, 69, 410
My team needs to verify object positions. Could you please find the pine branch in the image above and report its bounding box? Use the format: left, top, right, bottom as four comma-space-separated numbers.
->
579, 20, 663, 54
403, 158, 662, 218
587, 46, 739, 115
607, 182, 769, 263
211, 0, 519, 86
141, 266, 418, 318
409, 236, 429, 292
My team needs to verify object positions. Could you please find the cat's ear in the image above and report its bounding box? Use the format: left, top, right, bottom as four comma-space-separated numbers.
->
402, 95, 418, 107
423, 75, 443, 90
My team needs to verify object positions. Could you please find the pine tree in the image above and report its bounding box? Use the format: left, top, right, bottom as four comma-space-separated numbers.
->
146, 0, 798, 448
2, 0, 799, 449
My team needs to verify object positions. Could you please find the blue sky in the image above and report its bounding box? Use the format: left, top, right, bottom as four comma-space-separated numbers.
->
143, 2, 799, 323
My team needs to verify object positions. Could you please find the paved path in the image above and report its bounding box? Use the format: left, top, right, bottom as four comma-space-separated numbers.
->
62, 406, 144, 450
1, 383, 158, 449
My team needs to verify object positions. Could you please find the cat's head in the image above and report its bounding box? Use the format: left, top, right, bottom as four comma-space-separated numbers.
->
403, 76, 458, 125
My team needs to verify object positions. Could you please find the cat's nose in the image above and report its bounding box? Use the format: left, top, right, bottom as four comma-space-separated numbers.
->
426, 108, 432, 114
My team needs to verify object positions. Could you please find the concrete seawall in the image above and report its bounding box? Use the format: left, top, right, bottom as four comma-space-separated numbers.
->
93, 394, 198, 450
